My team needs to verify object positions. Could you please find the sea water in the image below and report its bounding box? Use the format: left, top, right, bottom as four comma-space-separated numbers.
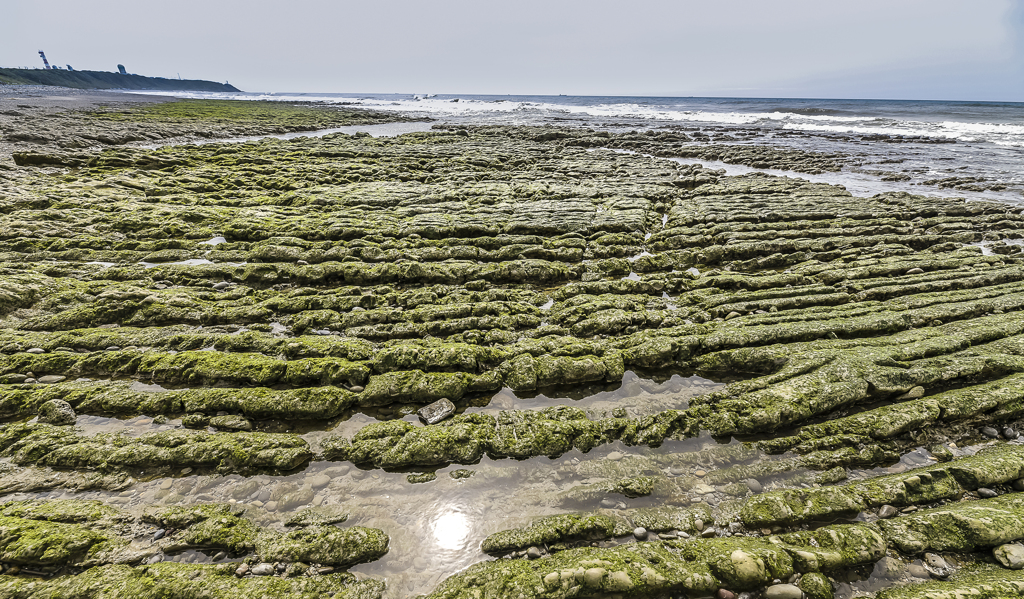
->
131, 91, 1024, 204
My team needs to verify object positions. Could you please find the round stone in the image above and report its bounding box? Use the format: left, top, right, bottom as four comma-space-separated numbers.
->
606, 451, 623, 461
37, 375, 65, 384
907, 564, 929, 578
875, 556, 906, 578
543, 572, 560, 588
745, 478, 763, 493
978, 488, 998, 498
995, 544, 1024, 570
981, 426, 1000, 438
878, 505, 898, 519
309, 474, 331, 489
251, 563, 274, 576
633, 527, 647, 540
526, 546, 543, 559
764, 583, 803, 599
1012, 479, 1024, 492
37, 399, 76, 426
26, 348, 45, 354
235, 564, 249, 576
717, 590, 736, 599
695, 469, 707, 477
1005, 427, 1019, 439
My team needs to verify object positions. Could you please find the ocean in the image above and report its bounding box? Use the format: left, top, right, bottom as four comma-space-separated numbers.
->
135, 91, 1024, 205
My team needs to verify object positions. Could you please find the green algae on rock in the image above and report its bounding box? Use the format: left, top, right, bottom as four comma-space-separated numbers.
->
0, 562, 386, 599
5, 102, 1024, 598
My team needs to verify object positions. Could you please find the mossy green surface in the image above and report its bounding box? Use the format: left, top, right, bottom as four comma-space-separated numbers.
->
0, 562, 386, 599
6, 107, 1024, 597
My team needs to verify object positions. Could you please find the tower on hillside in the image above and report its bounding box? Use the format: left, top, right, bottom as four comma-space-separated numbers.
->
38, 51, 51, 70
117, 64, 127, 75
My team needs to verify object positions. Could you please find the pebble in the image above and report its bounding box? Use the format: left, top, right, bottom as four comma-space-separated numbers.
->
906, 267, 925, 275
213, 282, 230, 290
235, 564, 249, 576
633, 527, 647, 540
1004, 427, 1019, 439
764, 583, 802, 599
37, 375, 65, 384
1012, 478, 1024, 492
213, 551, 226, 561
349, 386, 364, 393
106, 346, 121, 352
878, 505, 898, 519
669, 466, 685, 476
526, 546, 543, 559
606, 451, 623, 461
251, 563, 274, 576
994, 543, 1024, 570
695, 469, 707, 477
716, 590, 736, 599
981, 426, 1001, 438
417, 398, 456, 425
924, 553, 951, 578
700, 527, 716, 538
978, 488, 998, 498
309, 474, 331, 489
745, 478, 762, 493
876, 556, 906, 578
153, 529, 166, 540
26, 348, 45, 354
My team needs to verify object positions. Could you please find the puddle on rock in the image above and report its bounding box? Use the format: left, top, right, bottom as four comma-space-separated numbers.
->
472, 371, 723, 416
10, 434, 739, 598
74, 414, 181, 437
5, 372, 742, 598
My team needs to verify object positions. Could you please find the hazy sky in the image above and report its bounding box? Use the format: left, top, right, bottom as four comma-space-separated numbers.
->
5, 0, 1023, 101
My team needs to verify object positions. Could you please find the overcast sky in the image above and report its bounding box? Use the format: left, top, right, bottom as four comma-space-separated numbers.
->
5, 0, 1023, 101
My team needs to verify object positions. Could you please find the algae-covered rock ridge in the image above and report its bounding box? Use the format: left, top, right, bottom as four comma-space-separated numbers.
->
0, 97, 1023, 598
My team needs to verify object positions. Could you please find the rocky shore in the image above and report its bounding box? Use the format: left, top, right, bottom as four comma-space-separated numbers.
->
0, 96, 1023, 598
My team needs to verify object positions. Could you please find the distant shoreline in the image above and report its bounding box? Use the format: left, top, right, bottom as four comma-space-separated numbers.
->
0, 67, 239, 93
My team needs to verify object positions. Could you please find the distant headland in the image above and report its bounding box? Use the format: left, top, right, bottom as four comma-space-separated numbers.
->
0, 67, 240, 92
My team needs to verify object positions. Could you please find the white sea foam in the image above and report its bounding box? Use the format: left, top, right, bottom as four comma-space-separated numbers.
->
135, 91, 1024, 147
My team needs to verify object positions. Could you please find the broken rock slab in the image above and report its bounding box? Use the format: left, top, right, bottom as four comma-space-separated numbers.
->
418, 398, 456, 425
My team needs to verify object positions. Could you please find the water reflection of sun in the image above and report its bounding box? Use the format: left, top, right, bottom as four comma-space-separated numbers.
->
433, 510, 470, 551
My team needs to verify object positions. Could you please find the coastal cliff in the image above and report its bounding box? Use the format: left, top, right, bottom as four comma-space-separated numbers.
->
0, 68, 239, 92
